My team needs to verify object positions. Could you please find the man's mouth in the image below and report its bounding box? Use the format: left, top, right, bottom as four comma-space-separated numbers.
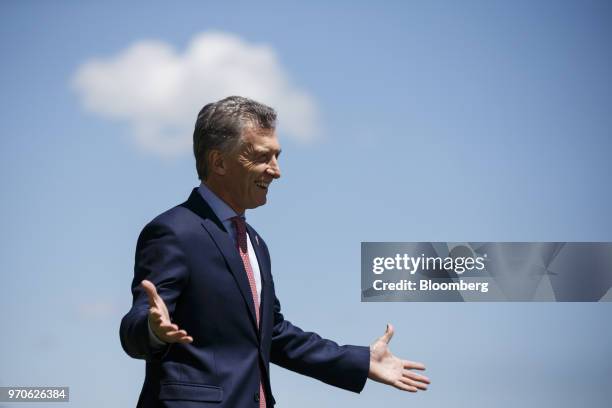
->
255, 181, 270, 190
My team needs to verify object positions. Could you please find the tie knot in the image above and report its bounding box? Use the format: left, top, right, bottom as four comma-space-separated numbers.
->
231, 216, 247, 236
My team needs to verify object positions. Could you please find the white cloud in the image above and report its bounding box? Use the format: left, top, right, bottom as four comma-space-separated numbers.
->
72, 31, 320, 156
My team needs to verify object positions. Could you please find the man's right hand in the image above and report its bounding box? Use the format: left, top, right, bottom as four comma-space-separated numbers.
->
141, 280, 193, 344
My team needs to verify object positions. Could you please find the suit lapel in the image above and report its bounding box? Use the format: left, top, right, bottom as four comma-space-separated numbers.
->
182, 189, 258, 331
201, 219, 258, 330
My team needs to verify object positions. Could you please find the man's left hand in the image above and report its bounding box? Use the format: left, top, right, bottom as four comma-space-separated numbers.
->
368, 324, 430, 392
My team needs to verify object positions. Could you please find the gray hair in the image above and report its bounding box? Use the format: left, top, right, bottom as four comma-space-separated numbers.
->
193, 96, 277, 180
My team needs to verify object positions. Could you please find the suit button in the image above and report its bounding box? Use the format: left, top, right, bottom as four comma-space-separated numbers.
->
254, 392, 260, 402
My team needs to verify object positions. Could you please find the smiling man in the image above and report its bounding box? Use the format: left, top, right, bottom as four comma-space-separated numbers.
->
119, 96, 430, 407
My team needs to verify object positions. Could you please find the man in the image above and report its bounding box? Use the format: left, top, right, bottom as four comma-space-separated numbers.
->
120, 96, 430, 407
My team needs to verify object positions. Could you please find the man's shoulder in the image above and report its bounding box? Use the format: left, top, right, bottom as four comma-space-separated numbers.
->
141, 194, 204, 237
148, 204, 192, 227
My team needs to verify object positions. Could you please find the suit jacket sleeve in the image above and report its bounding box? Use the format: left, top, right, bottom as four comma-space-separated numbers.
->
269, 293, 370, 393
119, 221, 190, 361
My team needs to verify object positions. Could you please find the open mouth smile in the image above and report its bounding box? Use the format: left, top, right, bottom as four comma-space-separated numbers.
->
255, 181, 270, 190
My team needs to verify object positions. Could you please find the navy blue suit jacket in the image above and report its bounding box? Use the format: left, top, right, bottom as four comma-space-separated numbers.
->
120, 189, 370, 407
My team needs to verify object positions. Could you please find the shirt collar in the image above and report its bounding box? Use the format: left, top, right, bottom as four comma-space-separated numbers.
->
197, 182, 244, 223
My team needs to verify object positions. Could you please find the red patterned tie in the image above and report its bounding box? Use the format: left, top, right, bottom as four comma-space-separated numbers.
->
232, 216, 266, 408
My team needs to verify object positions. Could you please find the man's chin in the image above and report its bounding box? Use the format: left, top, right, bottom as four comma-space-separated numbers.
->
247, 196, 267, 210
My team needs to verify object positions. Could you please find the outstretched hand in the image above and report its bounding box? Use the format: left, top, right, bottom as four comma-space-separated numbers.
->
368, 324, 430, 392
141, 280, 193, 344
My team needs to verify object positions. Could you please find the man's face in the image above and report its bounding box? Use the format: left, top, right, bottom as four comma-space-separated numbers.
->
222, 126, 282, 213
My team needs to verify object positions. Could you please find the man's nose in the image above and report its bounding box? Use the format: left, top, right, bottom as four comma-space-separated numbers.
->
267, 157, 281, 179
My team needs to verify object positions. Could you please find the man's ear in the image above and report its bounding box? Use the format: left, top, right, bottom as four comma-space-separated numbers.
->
208, 150, 227, 176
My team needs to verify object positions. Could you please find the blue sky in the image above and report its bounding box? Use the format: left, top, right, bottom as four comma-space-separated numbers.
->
1, 1, 611, 407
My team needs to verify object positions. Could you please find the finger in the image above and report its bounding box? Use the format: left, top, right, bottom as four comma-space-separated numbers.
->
177, 336, 193, 344
141, 280, 159, 307
161, 326, 187, 337
381, 323, 394, 344
394, 381, 417, 392
400, 375, 429, 389
147, 309, 164, 326
149, 308, 163, 322
399, 377, 428, 391
159, 323, 179, 332
403, 370, 431, 384
165, 330, 191, 342
150, 314, 163, 325
403, 360, 426, 371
